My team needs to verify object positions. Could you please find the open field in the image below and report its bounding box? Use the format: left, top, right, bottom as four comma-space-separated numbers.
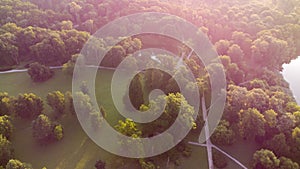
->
0, 69, 256, 169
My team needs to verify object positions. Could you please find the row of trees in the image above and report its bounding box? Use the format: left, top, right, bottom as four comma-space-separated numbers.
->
0, 90, 75, 168
0, 22, 89, 68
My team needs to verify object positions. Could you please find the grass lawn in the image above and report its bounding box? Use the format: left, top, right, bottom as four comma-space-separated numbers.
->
0, 69, 256, 169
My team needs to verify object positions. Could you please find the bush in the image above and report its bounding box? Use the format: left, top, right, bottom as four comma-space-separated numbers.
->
27, 62, 54, 82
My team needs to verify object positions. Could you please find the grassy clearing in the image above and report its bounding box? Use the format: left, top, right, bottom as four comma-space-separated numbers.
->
0, 69, 255, 169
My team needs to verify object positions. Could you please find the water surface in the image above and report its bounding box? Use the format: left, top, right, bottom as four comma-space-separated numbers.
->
282, 56, 300, 104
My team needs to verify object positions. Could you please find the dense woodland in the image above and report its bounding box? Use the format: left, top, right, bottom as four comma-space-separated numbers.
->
1, 0, 300, 168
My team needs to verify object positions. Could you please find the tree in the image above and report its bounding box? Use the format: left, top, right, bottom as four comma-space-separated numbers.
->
278, 157, 299, 169
73, 92, 93, 118
30, 33, 68, 65
231, 31, 252, 55
215, 40, 231, 55
6, 159, 33, 169
0, 33, 19, 67
139, 159, 156, 169
251, 34, 291, 70
90, 110, 103, 130
101, 45, 126, 67
53, 124, 63, 141
211, 120, 236, 146
0, 116, 13, 140
263, 133, 290, 157
224, 85, 248, 123
32, 114, 53, 143
291, 127, 300, 159
285, 102, 300, 114
238, 108, 266, 140
14, 93, 43, 119
0, 93, 13, 116
46, 91, 65, 118
27, 62, 54, 82
227, 44, 244, 63
246, 88, 269, 112
0, 134, 13, 166
252, 149, 280, 169
128, 73, 145, 109
62, 54, 79, 76
80, 81, 89, 95
119, 37, 142, 55
276, 113, 296, 134
115, 118, 141, 138
294, 111, 300, 127
95, 160, 106, 169
263, 109, 278, 128
212, 149, 228, 169
60, 30, 89, 57
64, 91, 75, 115
59, 20, 73, 30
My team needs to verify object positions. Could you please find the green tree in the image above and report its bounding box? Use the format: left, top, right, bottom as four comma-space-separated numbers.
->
73, 92, 93, 118
32, 114, 53, 143
224, 85, 248, 123
119, 37, 142, 55
252, 149, 280, 169
29, 33, 67, 65
212, 149, 228, 169
90, 110, 103, 130
0, 93, 13, 116
276, 113, 296, 134
5, 159, 33, 169
46, 91, 65, 118
263, 133, 290, 157
227, 44, 244, 63
14, 93, 43, 119
263, 109, 278, 128
128, 73, 145, 109
0, 32, 19, 67
139, 159, 156, 169
80, 81, 89, 95
101, 45, 126, 67
53, 124, 63, 141
291, 127, 300, 159
238, 108, 266, 140
278, 157, 299, 169
211, 120, 236, 145
95, 160, 106, 169
62, 54, 79, 76
0, 134, 13, 166
246, 88, 269, 112
215, 40, 231, 55
27, 62, 54, 82
64, 91, 75, 115
115, 118, 141, 137
0, 116, 13, 140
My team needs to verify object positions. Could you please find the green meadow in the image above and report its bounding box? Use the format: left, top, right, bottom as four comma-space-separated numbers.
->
0, 69, 256, 169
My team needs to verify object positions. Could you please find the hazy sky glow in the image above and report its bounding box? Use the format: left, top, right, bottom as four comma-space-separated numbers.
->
282, 57, 300, 104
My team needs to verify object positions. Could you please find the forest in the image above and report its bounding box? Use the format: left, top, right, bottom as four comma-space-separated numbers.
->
0, 0, 300, 168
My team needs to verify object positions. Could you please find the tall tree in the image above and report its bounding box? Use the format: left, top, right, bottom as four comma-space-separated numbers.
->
14, 93, 43, 119
27, 62, 54, 82
0, 115, 13, 140
6, 159, 33, 169
46, 91, 65, 118
252, 149, 280, 169
211, 120, 236, 146
0, 134, 13, 166
238, 108, 266, 140
32, 114, 53, 144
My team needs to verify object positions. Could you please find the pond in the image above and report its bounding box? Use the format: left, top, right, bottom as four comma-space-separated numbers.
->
282, 56, 300, 104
